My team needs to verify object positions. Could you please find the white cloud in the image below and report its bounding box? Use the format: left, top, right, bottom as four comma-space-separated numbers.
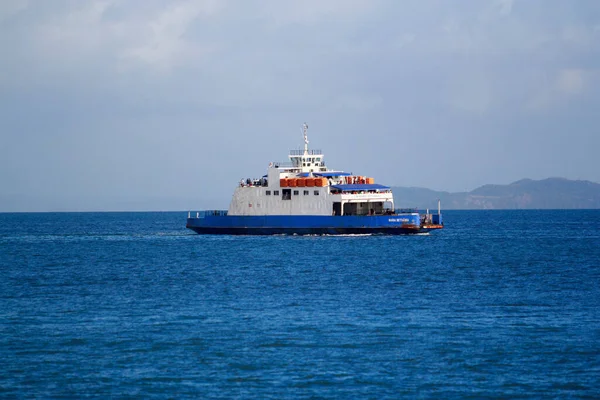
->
393, 33, 416, 49
331, 94, 383, 111
495, 0, 514, 16
121, 0, 222, 71
3, 0, 600, 112
259, 0, 380, 27
32, 1, 122, 71
445, 71, 493, 113
526, 69, 589, 111
25, 0, 223, 75
0, 0, 28, 22
557, 69, 584, 95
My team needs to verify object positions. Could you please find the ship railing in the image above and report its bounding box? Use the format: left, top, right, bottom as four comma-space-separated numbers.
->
395, 201, 443, 225
289, 149, 322, 156
336, 190, 393, 195
188, 210, 228, 218
240, 177, 268, 187
395, 208, 419, 214
420, 213, 443, 225
271, 161, 293, 168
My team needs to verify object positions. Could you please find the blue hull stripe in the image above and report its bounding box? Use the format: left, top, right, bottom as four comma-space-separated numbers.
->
186, 215, 434, 235
187, 226, 433, 235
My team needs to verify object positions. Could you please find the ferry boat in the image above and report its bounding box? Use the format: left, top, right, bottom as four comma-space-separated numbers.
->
186, 124, 443, 235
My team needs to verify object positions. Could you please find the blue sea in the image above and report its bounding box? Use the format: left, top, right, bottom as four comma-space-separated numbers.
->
1, 210, 599, 398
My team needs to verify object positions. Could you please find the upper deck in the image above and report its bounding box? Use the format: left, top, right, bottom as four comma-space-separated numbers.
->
229, 123, 396, 217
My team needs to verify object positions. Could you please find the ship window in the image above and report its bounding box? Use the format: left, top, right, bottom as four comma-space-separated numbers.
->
293, 190, 299, 195
316, 158, 321, 161
314, 190, 319, 195
303, 190, 309, 195
266, 190, 271, 195
274, 190, 279, 195
282, 189, 291, 200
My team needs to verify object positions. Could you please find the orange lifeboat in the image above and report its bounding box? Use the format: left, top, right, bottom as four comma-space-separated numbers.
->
288, 178, 297, 187
296, 178, 306, 187
315, 177, 328, 187
305, 178, 315, 187
280, 178, 288, 187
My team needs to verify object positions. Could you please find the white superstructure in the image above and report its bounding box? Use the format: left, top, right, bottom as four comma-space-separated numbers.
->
227, 124, 395, 216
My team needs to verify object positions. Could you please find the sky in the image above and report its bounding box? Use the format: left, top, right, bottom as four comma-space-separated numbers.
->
1, 0, 599, 211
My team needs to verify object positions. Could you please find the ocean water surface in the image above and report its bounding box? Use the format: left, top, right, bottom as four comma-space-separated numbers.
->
1, 210, 599, 398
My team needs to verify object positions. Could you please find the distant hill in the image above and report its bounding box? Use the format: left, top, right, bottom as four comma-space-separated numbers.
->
391, 178, 600, 209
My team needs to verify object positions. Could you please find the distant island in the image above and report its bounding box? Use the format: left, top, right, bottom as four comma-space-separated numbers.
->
392, 178, 600, 210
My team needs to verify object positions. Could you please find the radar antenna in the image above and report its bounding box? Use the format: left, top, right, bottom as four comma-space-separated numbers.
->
302, 122, 309, 154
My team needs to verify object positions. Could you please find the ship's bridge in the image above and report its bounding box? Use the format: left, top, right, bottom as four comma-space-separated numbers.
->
289, 149, 326, 173
289, 123, 328, 173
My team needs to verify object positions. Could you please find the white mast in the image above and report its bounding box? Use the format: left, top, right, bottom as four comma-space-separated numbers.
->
303, 122, 309, 155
